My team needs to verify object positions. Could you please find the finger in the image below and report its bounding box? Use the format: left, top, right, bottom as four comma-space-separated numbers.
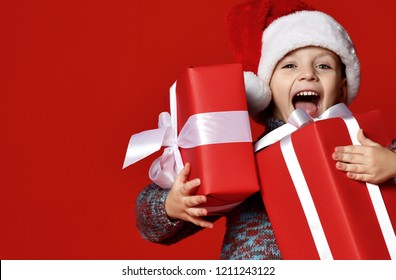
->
333, 152, 367, 164
175, 162, 191, 184
186, 216, 213, 229
357, 129, 380, 147
334, 145, 366, 155
184, 195, 207, 207
180, 178, 201, 196
336, 161, 367, 173
185, 206, 208, 217
346, 172, 374, 183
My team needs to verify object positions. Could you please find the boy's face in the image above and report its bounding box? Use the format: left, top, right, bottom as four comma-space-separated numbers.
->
269, 46, 347, 122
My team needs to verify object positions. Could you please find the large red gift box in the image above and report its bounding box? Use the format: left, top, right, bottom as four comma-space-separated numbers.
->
255, 110, 396, 259
175, 64, 259, 213
124, 64, 259, 213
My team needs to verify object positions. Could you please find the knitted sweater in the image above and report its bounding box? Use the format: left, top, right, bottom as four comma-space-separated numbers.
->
136, 116, 283, 260
135, 115, 396, 260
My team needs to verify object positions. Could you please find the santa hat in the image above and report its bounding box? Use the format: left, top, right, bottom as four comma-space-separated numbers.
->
226, 0, 360, 118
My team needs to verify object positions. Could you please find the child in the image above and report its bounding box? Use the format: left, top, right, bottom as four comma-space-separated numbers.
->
136, 0, 396, 259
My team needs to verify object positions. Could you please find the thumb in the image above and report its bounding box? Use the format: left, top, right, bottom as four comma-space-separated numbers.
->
357, 129, 378, 147
175, 162, 191, 184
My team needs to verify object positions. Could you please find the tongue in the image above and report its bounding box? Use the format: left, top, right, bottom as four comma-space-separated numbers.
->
295, 101, 318, 117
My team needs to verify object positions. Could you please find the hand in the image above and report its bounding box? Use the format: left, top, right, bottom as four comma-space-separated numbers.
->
332, 129, 396, 184
164, 162, 213, 229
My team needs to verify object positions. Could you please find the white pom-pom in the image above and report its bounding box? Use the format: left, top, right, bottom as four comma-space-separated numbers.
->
243, 71, 271, 114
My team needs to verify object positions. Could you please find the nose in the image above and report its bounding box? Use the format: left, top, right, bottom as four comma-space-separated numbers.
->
298, 66, 318, 81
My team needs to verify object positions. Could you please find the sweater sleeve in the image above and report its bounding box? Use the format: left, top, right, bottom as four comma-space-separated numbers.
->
387, 139, 396, 153
386, 139, 396, 185
135, 183, 220, 245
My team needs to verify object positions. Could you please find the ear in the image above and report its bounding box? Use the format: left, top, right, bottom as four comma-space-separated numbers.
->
338, 78, 348, 103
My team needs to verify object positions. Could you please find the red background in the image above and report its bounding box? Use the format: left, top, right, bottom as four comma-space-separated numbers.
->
1, 0, 395, 260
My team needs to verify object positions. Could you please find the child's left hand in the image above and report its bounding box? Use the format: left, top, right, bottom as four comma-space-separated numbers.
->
332, 129, 396, 184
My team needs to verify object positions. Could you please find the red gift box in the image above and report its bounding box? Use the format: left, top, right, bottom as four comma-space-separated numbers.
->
175, 64, 260, 213
123, 64, 259, 214
255, 110, 396, 259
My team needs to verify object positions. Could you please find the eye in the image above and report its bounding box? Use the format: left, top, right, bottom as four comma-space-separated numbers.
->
316, 64, 331, 70
281, 63, 296, 69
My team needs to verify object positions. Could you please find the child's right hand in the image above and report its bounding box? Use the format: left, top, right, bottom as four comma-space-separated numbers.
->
164, 162, 213, 229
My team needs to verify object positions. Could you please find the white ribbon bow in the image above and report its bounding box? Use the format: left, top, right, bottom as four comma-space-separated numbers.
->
123, 82, 253, 189
254, 103, 353, 152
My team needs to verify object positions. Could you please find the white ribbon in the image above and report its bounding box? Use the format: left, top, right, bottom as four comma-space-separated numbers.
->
254, 103, 353, 152
123, 82, 253, 189
280, 135, 334, 260
259, 103, 396, 259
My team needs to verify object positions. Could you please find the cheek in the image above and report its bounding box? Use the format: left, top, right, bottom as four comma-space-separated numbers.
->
270, 82, 290, 106
323, 80, 344, 104
271, 94, 289, 110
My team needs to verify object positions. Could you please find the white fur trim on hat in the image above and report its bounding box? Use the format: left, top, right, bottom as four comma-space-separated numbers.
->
248, 10, 360, 114
243, 71, 271, 114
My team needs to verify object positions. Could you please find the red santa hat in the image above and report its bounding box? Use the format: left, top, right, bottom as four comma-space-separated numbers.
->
226, 0, 360, 118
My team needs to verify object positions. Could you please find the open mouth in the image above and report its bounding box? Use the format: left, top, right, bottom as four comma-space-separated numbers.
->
292, 91, 320, 117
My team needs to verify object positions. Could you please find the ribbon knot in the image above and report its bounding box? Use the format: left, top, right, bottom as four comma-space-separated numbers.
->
287, 108, 314, 128
158, 112, 177, 147
148, 110, 184, 189
122, 83, 184, 189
